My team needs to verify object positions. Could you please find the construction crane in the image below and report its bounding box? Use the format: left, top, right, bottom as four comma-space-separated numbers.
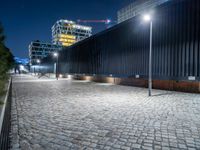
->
77, 19, 116, 29
77, 19, 112, 25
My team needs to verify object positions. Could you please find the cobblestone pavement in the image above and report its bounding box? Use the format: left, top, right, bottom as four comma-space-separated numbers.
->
10, 75, 200, 150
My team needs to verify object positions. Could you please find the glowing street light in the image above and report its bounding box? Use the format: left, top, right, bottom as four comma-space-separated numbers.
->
53, 52, 58, 57
53, 52, 59, 80
36, 59, 40, 63
143, 14, 151, 22
143, 14, 153, 96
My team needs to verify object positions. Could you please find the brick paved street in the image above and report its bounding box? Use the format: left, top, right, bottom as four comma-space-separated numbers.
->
10, 75, 200, 150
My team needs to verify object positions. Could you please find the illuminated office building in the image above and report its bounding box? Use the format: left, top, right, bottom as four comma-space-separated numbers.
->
29, 41, 61, 65
52, 20, 92, 47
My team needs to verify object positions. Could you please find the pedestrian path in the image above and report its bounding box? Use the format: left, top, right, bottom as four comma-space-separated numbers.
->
10, 75, 200, 150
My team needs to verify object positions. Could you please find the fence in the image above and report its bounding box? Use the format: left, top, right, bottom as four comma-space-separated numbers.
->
41, 0, 200, 82
0, 78, 12, 150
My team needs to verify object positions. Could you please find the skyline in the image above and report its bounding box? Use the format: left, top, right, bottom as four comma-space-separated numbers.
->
0, 0, 133, 58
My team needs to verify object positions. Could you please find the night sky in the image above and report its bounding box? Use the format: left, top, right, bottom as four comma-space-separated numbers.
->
0, 0, 133, 58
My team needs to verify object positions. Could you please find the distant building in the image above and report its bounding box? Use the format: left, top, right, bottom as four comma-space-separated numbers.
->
117, 0, 170, 23
14, 57, 29, 65
29, 41, 61, 65
52, 20, 92, 47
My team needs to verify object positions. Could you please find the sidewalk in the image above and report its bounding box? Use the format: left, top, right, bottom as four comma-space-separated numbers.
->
10, 75, 200, 150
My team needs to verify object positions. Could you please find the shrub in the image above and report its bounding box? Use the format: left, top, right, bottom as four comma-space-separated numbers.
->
0, 22, 14, 99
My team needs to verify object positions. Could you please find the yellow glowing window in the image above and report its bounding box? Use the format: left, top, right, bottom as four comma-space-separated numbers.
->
64, 24, 73, 27
59, 34, 76, 40
59, 38, 76, 43
62, 43, 73, 46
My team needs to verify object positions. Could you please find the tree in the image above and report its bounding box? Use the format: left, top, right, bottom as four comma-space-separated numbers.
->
0, 22, 5, 44
0, 22, 14, 80
0, 45, 14, 78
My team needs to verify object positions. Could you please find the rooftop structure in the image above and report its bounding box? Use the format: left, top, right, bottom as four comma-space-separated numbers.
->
117, 0, 170, 23
29, 41, 61, 65
52, 20, 92, 47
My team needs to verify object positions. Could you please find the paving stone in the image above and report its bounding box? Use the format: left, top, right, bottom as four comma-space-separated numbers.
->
178, 143, 187, 149
131, 143, 141, 149
10, 75, 200, 149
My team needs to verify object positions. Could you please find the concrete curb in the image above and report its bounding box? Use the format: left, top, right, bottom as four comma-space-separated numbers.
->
0, 78, 11, 134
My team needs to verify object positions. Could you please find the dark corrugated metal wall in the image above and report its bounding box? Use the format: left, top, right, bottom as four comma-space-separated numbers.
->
43, 0, 200, 81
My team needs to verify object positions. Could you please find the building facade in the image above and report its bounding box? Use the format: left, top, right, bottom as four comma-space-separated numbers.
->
29, 41, 61, 65
52, 20, 92, 47
117, 0, 170, 23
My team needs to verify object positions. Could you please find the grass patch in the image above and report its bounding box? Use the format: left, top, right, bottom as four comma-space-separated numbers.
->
0, 79, 7, 105
0, 80, 6, 96
0, 74, 9, 105
0, 100, 4, 105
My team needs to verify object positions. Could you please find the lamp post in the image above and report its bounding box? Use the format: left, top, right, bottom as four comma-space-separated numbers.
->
37, 59, 41, 77
143, 14, 153, 96
53, 52, 58, 80
36, 59, 40, 75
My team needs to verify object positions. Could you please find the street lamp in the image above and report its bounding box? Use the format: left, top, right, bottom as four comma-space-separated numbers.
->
53, 52, 59, 80
37, 59, 41, 77
53, 52, 58, 57
143, 14, 153, 96
36, 59, 41, 64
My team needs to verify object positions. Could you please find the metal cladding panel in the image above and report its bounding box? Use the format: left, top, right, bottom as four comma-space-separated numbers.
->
42, 0, 200, 81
